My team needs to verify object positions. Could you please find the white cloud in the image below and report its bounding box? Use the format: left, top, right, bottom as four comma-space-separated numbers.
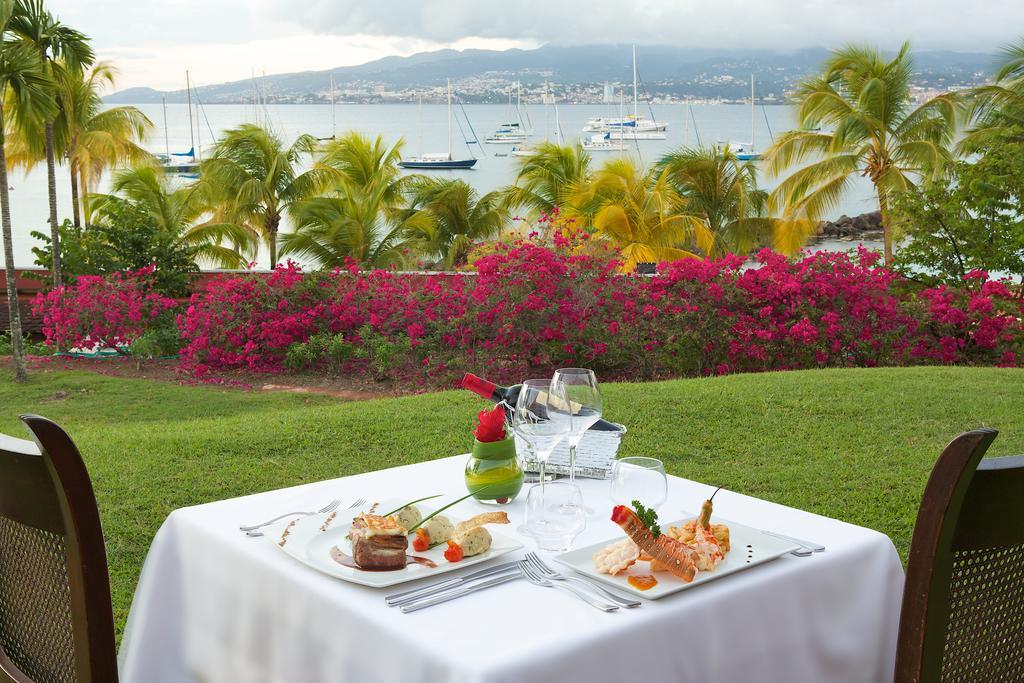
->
273, 0, 1024, 51
45, 0, 1024, 90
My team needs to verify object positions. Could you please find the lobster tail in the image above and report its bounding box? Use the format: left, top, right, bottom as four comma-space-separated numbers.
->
610, 506, 698, 582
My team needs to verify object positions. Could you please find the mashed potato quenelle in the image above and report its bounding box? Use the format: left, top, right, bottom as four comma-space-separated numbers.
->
392, 505, 422, 531
421, 515, 454, 545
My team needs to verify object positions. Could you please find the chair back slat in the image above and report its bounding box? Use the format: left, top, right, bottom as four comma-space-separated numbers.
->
895, 429, 1024, 682
0, 416, 117, 683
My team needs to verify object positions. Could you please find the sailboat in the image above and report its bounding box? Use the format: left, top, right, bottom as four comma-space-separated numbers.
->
485, 83, 531, 144
582, 90, 628, 152
736, 75, 761, 160
509, 84, 559, 157
318, 75, 338, 144
719, 74, 762, 161
400, 80, 478, 170
155, 72, 200, 175
582, 46, 667, 136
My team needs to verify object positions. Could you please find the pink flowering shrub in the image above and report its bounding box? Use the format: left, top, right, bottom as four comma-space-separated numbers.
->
33, 266, 179, 354
177, 261, 470, 378
37, 246, 1024, 381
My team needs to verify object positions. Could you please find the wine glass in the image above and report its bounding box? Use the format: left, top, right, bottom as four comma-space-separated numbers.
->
610, 457, 668, 511
524, 481, 586, 551
511, 379, 571, 495
550, 368, 602, 489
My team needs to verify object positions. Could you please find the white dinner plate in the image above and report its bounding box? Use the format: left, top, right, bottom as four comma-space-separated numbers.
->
554, 516, 801, 599
273, 505, 524, 588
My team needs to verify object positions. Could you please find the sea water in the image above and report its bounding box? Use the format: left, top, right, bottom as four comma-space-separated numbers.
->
3, 103, 881, 269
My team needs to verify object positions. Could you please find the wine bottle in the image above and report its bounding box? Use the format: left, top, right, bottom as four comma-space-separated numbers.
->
460, 373, 621, 432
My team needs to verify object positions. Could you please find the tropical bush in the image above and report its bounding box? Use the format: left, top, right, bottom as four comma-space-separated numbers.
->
31, 201, 200, 297
33, 265, 179, 354
160, 245, 1024, 384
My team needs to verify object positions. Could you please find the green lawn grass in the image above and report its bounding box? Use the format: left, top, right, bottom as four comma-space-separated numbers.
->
1, 366, 1022, 640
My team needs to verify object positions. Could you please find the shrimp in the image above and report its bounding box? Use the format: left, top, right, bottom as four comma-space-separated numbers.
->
689, 520, 726, 571
611, 505, 699, 582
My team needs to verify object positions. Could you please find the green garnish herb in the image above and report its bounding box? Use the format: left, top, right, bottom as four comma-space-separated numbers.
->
632, 499, 661, 539
380, 494, 444, 518
407, 484, 498, 533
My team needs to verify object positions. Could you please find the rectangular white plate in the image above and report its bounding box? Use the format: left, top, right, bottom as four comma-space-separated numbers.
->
554, 516, 800, 599
274, 510, 523, 588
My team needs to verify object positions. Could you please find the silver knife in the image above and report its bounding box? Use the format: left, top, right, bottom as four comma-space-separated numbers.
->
762, 530, 826, 552
386, 560, 521, 606
400, 569, 522, 613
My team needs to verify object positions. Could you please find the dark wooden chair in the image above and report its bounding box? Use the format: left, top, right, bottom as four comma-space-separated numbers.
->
0, 416, 117, 683
895, 428, 1024, 682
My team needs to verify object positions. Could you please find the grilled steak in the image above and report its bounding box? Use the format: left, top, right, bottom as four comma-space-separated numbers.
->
350, 514, 409, 570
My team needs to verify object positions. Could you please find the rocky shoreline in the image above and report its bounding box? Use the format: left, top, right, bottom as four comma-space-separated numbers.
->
814, 211, 885, 242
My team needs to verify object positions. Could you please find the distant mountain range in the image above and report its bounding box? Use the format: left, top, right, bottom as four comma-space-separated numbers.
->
105, 43, 997, 105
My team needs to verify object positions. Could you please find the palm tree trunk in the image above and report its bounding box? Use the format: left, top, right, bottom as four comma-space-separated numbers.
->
0, 103, 27, 382
267, 214, 280, 267
877, 187, 893, 265
70, 163, 81, 229
81, 172, 91, 228
44, 122, 61, 288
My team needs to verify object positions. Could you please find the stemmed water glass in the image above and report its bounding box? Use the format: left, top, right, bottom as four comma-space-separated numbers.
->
550, 368, 603, 489
512, 379, 571, 541
512, 379, 571, 490
549, 368, 602, 514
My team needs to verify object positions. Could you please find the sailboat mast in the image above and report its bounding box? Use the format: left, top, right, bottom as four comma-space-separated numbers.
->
619, 88, 626, 151
682, 97, 689, 147
331, 74, 337, 139
417, 94, 423, 158
185, 71, 196, 158
554, 100, 562, 146
162, 96, 170, 158
750, 73, 756, 152
447, 79, 453, 160
632, 44, 638, 118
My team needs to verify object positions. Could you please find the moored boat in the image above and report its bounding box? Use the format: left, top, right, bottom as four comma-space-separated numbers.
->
400, 80, 478, 170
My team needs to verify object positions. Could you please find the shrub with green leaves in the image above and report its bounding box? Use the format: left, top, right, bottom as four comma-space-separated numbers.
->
893, 129, 1024, 286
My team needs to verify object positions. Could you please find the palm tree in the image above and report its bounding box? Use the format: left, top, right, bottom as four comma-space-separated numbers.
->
8, 0, 93, 287
279, 186, 429, 269
201, 124, 320, 267
961, 40, 1024, 153
657, 146, 788, 256
62, 62, 152, 227
6, 61, 153, 228
89, 165, 256, 268
504, 141, 593, 216
402, 177, 508, 268
764, 43, 960, 264
317, 131, 409, 203
573, 157, 713, 272
0, 0, 53, 380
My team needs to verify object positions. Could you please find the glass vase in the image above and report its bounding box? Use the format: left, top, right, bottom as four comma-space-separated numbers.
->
464, 437, 524, 505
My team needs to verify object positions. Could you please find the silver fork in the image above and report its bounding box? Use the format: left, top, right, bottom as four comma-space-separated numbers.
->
525, 553, 642, 608
521, 562, 619, 612
240, 498, 347, 535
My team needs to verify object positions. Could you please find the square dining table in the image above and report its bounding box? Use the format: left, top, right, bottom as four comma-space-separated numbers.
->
118, 454, 905, 683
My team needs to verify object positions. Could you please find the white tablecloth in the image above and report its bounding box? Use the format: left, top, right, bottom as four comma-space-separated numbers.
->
119, 455, 904, 683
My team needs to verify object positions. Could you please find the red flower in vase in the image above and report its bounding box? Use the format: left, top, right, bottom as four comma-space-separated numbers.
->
474, 405, 507, 442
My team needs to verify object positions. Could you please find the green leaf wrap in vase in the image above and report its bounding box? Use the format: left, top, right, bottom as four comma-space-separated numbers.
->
465, 405, 524, 505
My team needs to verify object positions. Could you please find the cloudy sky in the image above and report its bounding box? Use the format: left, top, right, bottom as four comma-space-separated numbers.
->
49, 0, 1024, 91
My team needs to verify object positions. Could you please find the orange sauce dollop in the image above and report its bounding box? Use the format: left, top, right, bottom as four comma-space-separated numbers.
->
627, 575, 658, 591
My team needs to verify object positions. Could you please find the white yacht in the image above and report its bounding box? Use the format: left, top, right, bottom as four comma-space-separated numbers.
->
582, 46, 667, 135
580, 132, 627, 152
